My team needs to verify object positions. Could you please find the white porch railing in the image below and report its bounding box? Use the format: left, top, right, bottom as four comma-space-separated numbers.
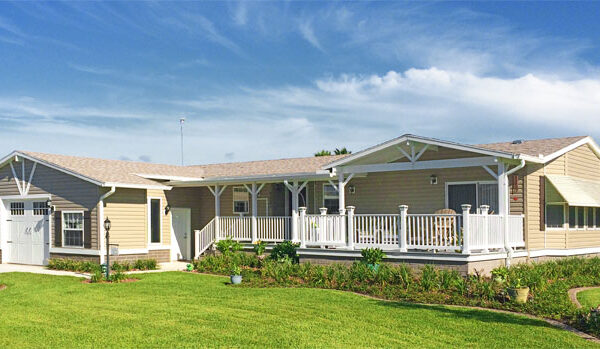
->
354, 214, 398, 248
194, 218, 215, 258
301, 214, 346, 246
257, 216, 291, 242
195, 205, 525, 256
406, 214, 462, 251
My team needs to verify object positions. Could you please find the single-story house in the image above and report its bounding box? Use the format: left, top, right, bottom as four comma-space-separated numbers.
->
1, 134, 599, 273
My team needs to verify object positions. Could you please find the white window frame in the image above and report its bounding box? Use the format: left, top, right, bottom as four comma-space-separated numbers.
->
232, 186, 249, 215
444, 180, 498, 213
322, 183, 340, 213
147, 197, 163, 245
62, 210, 85, 248
545, 203, 567, 230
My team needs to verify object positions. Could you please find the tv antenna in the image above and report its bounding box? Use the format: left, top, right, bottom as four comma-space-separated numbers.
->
179, 117, 185, 166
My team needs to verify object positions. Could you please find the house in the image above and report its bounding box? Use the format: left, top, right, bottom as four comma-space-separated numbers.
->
0, 134, 599, 274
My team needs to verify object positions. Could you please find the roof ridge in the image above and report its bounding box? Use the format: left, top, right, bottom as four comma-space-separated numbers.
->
188, 154, 347, 168
19, 150, 189, 168
475, 135, 588, 146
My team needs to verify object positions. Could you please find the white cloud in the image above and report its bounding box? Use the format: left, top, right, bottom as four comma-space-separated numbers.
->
298, 19, 323, 51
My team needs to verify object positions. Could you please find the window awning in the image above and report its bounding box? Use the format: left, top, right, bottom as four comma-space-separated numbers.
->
546, 175, 600, 207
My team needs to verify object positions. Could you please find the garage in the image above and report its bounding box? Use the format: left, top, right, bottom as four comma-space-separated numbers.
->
5, 199, 50, 265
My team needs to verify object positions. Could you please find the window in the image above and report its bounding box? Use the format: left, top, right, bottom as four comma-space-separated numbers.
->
10, 202, 24, 215
149, 199, 161, 243
447, 182, 498, 214
63, 212, 84, 247
546, 205, 565, 228
569, 206, 586, 229
596, 208, 600, 228
33, 201, 48, 216
323, 184, 339, 213
233, 187, 249, 214
588, 207, 595, 228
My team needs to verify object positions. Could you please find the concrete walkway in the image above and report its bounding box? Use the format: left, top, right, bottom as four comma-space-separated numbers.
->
0, 261, 190, 279
0, 264, 90, 278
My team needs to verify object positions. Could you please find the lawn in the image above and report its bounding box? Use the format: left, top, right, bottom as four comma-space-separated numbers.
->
0, 272, 596, 348
578, 288, 600, 310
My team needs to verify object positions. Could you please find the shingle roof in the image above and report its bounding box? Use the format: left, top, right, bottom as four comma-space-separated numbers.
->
19, 151, 204, 187
190, 155, 347, 178
474, 136, 588, 158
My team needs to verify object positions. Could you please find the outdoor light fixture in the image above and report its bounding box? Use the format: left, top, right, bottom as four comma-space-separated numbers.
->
348, 185, 356, 194
165, 204, 171, 215
430, 175, 438, 185
104, 217, 111, 279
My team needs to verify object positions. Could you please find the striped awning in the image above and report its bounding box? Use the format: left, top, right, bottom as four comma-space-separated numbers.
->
546, 175, 600, 207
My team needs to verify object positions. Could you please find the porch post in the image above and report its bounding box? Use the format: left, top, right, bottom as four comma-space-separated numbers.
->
398, 205, 408, 252
497, 162, 510, 250
480, 205, 490, 253
208, 184, 226, 242
291, 182, 299, 242
337, 171, 346, 215
346, 206, 355, 249
299, 206, 307, 248
251, 183, 258, 243
461, 204, 471, 254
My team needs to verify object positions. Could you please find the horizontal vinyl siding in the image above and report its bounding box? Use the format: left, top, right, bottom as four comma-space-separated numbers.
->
0, 159, 100, 249
104, 188, 147, 249
567, 229, 600, 248
525, 164, 546, 250
566, 144, 600, 181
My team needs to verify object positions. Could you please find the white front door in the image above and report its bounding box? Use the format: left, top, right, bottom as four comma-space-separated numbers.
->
171, 208, 191, 261
7, 200, 50, 265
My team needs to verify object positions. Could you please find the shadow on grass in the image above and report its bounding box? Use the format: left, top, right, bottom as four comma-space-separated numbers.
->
376, 300, 557, 330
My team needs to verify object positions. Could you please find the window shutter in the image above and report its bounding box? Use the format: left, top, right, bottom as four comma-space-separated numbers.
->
54, 211, 62, 247
539, 176, 546, 231
84, 211, 92, 249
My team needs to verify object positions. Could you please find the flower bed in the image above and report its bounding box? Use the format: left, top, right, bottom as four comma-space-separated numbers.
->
193, 252, 600, 337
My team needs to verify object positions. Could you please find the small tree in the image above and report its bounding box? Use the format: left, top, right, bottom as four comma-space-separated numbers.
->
334, 147, 351, 155
314, 150, 332, 157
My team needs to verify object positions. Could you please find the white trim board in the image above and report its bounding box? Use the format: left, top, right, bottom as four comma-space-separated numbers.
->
49, 248, 102, 256
338, 156, 500, 175
147, 196, 164, 245
528, 247, 600, 258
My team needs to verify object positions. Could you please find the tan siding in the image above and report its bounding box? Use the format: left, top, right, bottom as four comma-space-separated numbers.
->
0, 159, 100, 249
545, 156, 566, 175
565, 144, 600, 180
567, 229, 600, 248
103, 188, 147, 249
345, 167, 497, 214
524, 163, 546, 250
509, 171, 525, 215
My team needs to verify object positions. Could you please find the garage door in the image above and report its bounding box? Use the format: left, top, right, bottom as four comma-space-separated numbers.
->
7, 200, 50, 265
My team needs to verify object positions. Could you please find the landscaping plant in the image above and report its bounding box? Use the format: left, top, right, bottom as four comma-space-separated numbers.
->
253, 240, 267, 256
269, 241, 300, 263
361, 248, 385, 271
216, 237, 243, 255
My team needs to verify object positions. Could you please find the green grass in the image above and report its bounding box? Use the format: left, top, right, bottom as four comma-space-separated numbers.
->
578, 288, 600, 310
0, 272, 596, 348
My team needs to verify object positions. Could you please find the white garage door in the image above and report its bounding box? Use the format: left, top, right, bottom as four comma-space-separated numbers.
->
7, 200, 50, 265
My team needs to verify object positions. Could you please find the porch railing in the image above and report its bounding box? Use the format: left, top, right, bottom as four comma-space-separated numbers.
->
194, 218, 216, 258
194, 205, 526, 257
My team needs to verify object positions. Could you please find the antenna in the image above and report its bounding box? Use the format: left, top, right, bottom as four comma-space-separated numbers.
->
179, 117, 185, 166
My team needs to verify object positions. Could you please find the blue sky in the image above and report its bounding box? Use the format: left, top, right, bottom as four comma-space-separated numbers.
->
1, 1, 599, 165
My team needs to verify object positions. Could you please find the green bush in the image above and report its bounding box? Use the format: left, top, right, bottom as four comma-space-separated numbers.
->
111, 261, 132, 272
361, 248, 386, 265
109, 271, 128, 283
270, 241, 300, 263
216, 238, 243, 255
133, 259, 158, 270
47, 258, 101, 273
253, 240, 267, 256
90, 270, 104, 283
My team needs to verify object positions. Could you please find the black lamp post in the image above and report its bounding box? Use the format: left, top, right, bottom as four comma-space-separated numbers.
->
104, 218, 111, 279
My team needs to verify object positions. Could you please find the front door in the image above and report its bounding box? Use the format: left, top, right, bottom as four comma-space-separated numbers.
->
7, 200, 50, 265
171, 208, 191, 261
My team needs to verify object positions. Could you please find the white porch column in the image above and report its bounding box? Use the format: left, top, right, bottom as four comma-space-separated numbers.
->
398, 205, 408, 252
284, 180, 307, 243
299, 206, 307, 248
346, 206, 355, 249
480, 204, 490, 253
337, 171, 346, 215
461, 204, 471, 254
244, 183, 265, 243
208, 185, 227, 242
497, 162, 510, 250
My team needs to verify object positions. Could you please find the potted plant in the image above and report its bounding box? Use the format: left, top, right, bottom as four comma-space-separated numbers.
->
507, 278, 529, 303
230, 265, 242, 285
361, 248, 386, 272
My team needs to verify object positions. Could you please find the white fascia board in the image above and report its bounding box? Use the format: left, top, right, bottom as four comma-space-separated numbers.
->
0, 194, 51, 200
322, 134, 521, 169
528, 247, 600, 258
339, 156, 499, 174
0, 151, 105, 186
50, 248, 102, 256
541, 137, 599, 163
102, 182, 172, 190
168, 172, 333, 186
134, 173, 205, 181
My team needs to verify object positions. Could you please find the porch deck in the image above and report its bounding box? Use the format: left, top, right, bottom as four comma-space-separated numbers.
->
194, 204, 525, 258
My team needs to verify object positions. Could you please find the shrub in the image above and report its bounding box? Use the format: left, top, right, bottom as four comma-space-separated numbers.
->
111, 261, 132, 272
47, 258, 101, 273
361, 248, 386, 265
253, 240, 267, 256
133, 259, 158, 270
270, 241, 300, 263
90, 270, 104, 283
216, 238, 243, 255
109, 271, 128, 283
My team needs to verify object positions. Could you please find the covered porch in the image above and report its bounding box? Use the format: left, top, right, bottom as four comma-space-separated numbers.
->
179, 136, 528, 259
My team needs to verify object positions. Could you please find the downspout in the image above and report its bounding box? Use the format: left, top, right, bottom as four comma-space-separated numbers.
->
504, 159, 526, 266
99, 186, 116, 264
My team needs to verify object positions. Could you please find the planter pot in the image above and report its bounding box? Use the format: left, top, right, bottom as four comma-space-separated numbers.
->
230, 275, 242, 285
507, 287, 530, 303
367, 264, 380, 272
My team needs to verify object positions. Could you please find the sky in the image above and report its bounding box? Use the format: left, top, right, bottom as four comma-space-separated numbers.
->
1, 1, 600, 165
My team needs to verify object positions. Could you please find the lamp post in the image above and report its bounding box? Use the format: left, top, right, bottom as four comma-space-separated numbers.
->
104, 218, 111, 279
